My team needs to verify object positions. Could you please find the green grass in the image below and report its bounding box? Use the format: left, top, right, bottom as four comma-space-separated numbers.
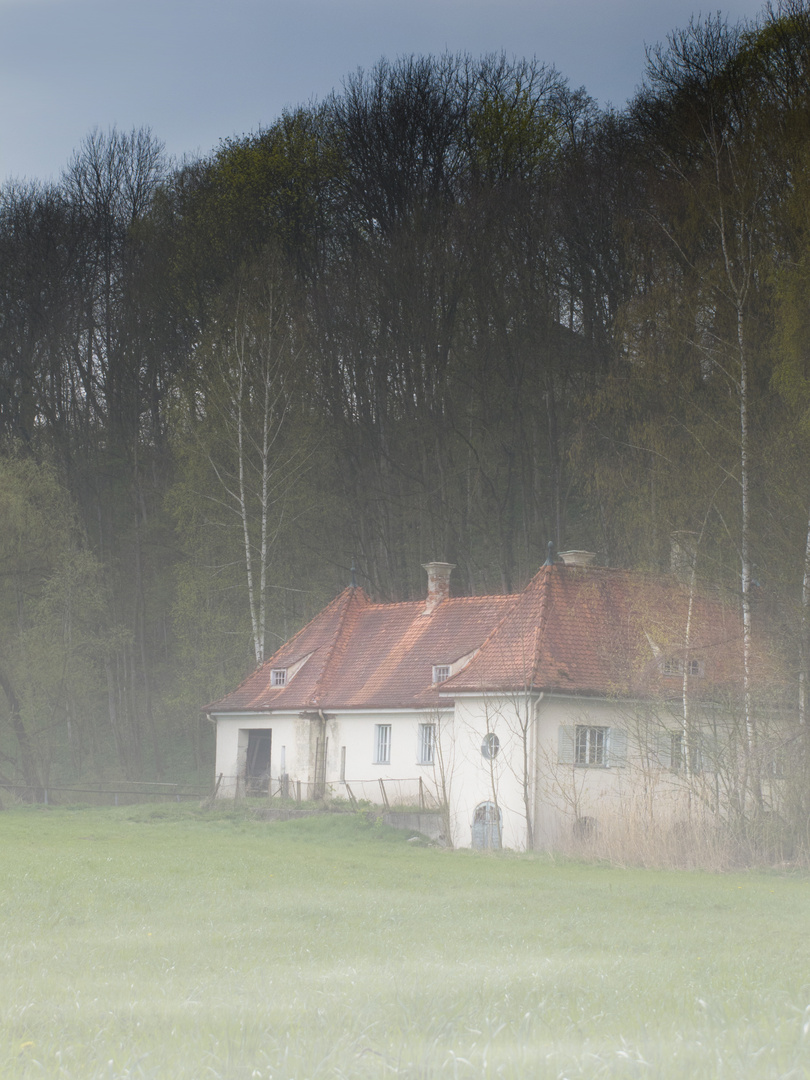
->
0, 805, 808, 1079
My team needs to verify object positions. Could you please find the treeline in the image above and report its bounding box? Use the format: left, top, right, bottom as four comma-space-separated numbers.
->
2, 3, 810, 788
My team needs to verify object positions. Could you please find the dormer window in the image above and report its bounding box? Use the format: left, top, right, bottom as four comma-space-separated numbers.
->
271, 669, 287, 687
661, 657, 703, 677
433, 665, 451, 684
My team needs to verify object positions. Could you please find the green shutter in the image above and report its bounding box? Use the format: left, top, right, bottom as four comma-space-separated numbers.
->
608, 728, 627, 767
558, 726, 575, 764
655, 731, 672, 769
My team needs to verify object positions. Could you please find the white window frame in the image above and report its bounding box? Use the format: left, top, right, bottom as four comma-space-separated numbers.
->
433, 665, 451, 684
481, 732, 500, 760
418, 723, 435, 765
661, 657, 703, 678
575, 725, 607, 767
559, 725, 626, 767
270, 668, 287, 687
670, 730, 684, 771
374, 724, 391, 765
669, 731, 702, 773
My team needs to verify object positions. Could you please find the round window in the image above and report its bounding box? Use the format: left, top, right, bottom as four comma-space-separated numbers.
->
481, 733, 500, 760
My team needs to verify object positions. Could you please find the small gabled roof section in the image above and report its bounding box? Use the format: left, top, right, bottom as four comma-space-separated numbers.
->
204, 585, 371, 713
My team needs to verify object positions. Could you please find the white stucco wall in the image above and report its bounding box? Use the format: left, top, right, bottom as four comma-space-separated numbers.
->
438, 692, 693, 851
211, 693, 697, 850
211, 708, 443, 803
212, 712, 304, 797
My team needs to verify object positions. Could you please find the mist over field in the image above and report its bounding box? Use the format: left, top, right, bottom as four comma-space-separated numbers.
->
2, 806, 809, 1079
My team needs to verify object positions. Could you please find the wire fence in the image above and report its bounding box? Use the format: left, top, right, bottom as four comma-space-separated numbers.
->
2, 781, 211, 807
228, 774, 442, 810
2, 775, 444, 810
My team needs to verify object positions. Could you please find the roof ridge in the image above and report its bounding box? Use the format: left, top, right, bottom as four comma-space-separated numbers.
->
528, 564, 555, 686
363, 593, 511, 611
442, 591, 523, 688
308, 586, 369, 707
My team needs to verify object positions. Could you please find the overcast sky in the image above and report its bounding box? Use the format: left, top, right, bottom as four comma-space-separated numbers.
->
2, 0, 766, 186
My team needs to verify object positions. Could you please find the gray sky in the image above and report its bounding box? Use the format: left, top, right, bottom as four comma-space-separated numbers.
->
2, 0, 766, 185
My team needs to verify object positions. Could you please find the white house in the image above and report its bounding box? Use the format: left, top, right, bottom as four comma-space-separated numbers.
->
205, 553, 766, 850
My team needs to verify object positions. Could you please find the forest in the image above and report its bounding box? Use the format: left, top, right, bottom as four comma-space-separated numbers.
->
2, 1, 810, 795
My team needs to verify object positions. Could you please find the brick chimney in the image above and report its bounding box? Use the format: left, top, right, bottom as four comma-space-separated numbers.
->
422, 562, 455, 615
557, 550, 597, 567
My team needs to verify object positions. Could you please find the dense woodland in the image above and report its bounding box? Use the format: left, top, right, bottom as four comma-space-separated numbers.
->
3, 2, 810, 797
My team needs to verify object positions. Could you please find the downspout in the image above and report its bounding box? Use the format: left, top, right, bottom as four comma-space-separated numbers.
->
531, 692, 545, 851
316, 709, 329, 798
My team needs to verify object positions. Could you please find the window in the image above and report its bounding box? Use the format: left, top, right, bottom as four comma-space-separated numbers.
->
433, 665, 451, 683
661, 657, 703, 677
481, 732, 500, 760
575, 725, 606, 766
472, 802, 502, 850
670, 731, 683, 770
418, 723, 435, 765
374, 724, 391, 764
270, 669, 287, 687
559, 726, 626, 767
660, 730, 702, 773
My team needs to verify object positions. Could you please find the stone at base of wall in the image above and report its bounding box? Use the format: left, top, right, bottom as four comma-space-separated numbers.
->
382, 811, 447, 845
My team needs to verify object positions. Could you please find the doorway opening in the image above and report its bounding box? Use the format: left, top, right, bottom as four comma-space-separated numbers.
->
245, 729, 272, 795
472, 801, 502, 850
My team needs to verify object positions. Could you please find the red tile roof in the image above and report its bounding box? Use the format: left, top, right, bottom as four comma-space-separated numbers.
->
205, 564, 751, 714
446, 566, 746, 697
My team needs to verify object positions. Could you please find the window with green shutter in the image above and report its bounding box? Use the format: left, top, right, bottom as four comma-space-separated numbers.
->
558, 725, 626, 767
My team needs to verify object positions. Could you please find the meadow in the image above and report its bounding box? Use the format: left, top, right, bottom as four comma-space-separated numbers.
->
0, 804, 808, 1079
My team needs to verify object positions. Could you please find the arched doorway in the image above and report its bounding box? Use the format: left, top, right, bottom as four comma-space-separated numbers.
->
472, 801, 502, 850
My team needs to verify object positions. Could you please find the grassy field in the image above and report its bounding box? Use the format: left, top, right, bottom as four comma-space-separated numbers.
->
0, 805, 808, 1079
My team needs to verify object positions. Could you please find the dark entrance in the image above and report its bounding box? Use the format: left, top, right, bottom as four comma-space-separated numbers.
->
245, 729, 272, 795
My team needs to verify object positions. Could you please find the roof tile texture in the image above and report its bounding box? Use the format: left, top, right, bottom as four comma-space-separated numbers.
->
206, 565, 749, 714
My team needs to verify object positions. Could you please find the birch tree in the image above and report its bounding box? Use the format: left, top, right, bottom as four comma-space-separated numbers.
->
173, 250, 312, 669
630, 15, 781, 811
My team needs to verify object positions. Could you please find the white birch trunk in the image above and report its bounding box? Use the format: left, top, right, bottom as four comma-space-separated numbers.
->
234, 332, 263, 667
799, 505, 810, 727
